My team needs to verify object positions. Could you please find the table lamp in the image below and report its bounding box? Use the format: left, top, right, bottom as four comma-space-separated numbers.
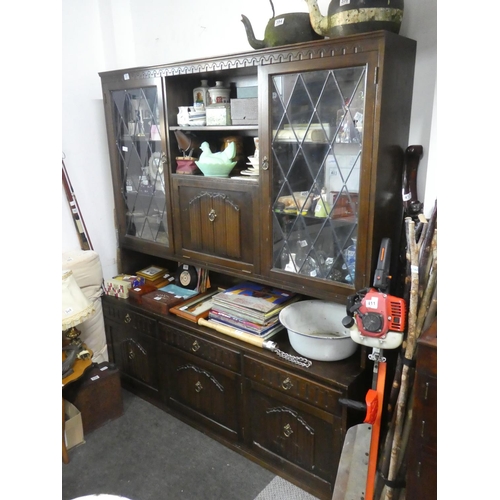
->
62, 270, 96, 379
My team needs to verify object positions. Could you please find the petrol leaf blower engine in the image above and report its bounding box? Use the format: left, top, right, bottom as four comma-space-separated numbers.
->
342, 238, 406, 349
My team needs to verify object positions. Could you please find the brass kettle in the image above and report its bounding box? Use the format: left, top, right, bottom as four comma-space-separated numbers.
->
242, 0, 322, 50
304, 0, 404, 39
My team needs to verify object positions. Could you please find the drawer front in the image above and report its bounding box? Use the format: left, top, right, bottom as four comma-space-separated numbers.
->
244, 356, 342, 415
103, 301, 157, 338
247, 383, 342, 489
166, 348, 241, 440
106, 323, 160, 393
413, 374, 437, 450
406, 447, 437, 500
159, 322, 240, 372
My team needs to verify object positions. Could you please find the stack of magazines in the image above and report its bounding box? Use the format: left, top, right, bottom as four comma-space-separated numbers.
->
209, 281, 299, 339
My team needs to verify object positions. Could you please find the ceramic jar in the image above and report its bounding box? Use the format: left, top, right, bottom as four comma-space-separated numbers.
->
208, 81, 230, 105
177, 106, 190, 126
193, 79, 210, 110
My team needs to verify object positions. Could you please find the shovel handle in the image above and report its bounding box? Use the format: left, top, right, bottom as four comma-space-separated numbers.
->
339, 398, 366, 413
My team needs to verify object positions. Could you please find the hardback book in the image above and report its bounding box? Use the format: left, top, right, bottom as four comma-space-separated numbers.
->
207, 318, 284, 340
212, 292, 300, 324
209, 308, 281, 336
212, 281, 296, 314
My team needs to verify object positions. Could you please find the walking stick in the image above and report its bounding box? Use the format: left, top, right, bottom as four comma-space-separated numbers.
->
62, 157, 93, 251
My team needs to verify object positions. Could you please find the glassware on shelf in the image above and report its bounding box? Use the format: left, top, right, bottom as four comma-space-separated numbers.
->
314, 188, 331, 218
292, 231, 321, 277
343, 237, 357, 283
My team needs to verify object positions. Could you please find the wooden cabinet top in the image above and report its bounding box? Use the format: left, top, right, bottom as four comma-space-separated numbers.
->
99, 30, 415, 82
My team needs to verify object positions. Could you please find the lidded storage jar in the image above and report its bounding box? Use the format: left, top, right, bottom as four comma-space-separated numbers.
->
208, 81, 230, 104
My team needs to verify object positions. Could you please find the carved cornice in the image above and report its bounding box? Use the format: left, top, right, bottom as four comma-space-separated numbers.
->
100, 32, 383, 84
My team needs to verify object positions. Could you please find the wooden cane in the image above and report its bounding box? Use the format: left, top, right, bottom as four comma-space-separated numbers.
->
198, 318, 273, 349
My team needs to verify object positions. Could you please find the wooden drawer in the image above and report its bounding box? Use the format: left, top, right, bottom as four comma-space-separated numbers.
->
244, 356, 342, 415
159, 322, 241, 373
246, 381, 342, 497
413, 374, 437, 451
165, 346, 241, 441
103, 300, 157, 339
105, 323, 160, 396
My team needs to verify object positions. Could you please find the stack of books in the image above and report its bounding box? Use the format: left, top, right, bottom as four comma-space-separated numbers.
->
209, 281, 299, 339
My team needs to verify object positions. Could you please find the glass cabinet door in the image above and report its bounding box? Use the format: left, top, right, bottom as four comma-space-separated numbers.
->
110, 86, 169, 246
270, 65, 366, 286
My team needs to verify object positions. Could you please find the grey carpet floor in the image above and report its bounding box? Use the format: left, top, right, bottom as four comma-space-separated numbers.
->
62, 389, 319, 500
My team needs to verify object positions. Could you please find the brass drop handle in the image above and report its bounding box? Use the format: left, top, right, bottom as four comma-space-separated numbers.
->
283, 424, 293, 438
262, 155, 269, 170
161, 152, 167, 164
124, 314, 132, 324
208, 208, 217, 222
192, 340, 200, 352
128, 348, 135, 360
195, 381, 203, 393
281, 377, 293, 390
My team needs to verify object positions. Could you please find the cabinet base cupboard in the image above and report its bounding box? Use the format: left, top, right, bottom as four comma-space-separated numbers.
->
102, 294, 370, 499
99, 31, 417, 499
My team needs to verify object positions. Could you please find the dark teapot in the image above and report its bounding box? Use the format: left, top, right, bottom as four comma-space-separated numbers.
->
242, 0, 322, 50
304, 0, 404, 38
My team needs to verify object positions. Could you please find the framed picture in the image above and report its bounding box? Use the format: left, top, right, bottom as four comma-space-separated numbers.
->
136, 265, 168, 280
169, 289, 219, 323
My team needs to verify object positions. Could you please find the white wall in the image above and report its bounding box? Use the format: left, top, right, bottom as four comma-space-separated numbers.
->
62, 0, 437, 278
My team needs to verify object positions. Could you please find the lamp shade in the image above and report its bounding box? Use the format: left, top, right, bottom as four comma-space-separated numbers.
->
62, 270, 95, 330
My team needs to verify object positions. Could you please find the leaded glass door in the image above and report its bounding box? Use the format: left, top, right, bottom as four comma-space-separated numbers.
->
262, 57, 373, 289
110, 85, 169, 246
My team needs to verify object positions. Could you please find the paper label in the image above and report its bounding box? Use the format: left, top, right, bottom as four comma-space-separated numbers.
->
123, 73, 129, 80
402, 190, 412, 201
122, 146, 128, 152
365, 296, 379, 309
90, 375, 100, 381
340, 0, 350, 5
99, 366, 109, 371
274, 18, 284, 27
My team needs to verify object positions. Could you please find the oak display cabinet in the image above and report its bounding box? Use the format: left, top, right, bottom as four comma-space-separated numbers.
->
100, 30, 416, 300
99, 30, 417, 499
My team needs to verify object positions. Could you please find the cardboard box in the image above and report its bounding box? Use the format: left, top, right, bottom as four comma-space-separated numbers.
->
103, 279, 130, 299
206, 103, 231, 126
230, 98, 258, 125
64, 400, 84, 450
236, 86, 258, 99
